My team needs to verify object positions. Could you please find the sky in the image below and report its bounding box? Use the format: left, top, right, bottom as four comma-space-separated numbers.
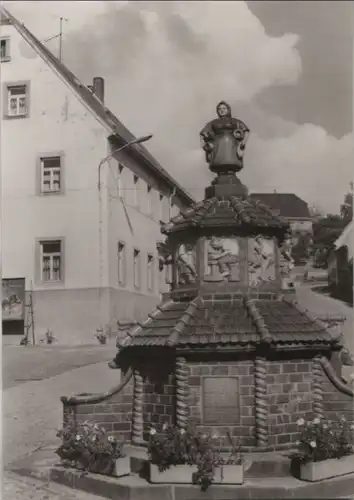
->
4, 0, 353, 214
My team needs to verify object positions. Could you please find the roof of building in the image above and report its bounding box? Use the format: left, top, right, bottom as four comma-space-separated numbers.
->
1, 7, 194, 207
334, 220, 354, 260
114, 294, 336, 353
249, 193, 311, 219
161, 195, 289, 235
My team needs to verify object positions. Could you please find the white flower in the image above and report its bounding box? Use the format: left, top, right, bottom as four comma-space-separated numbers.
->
350, 424, 354, 430
340, 416, 347, 423
180, 429, 186, 435
75, 435, 82, 441
323, 424, 328, 429
295, 441, 300, 446
108, 436, 115, 442
91, 435, 98, 442
297, 418, 305, 426
313, 417, 320, 425
162, 422, 168, 431
310, 441, 317, 448
149, 428, 156, 436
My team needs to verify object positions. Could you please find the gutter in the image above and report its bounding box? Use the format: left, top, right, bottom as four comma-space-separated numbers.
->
108, 134, 195, 207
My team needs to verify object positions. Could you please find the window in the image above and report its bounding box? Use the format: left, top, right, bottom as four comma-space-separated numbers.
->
133, 249, 141, 288
40, 156, 61, 193
159, 194, 164, 222
0, 37, 10, 61
117, 164, 124, 200
6, 84, 28, 117
118, 242, 126, 285
40, 240, 62, 282
147, 254, 154, 291
147, 185, 153, 215
133, 175, 140, 207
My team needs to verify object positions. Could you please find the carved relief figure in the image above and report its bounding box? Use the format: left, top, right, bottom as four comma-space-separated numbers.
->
279, 236, 295, 288
157, 241, 173, 285
205, 237, 240, 281
177, 243, 197, 285
200, 101, 250, 173
248, 236, 275, 286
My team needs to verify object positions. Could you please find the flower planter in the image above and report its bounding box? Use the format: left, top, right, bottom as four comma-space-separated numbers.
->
149, 463, 244, 484
113, 456, 131, 477
89, 456, 130, 477
300, 455, 354, 482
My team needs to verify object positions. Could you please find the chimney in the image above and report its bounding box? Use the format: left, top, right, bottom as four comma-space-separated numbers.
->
92, 77, 104, 103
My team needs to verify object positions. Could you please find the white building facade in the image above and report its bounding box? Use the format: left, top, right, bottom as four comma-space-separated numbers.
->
1, 8, 193, 343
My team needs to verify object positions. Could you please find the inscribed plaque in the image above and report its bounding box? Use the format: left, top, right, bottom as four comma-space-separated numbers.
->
203, 377, 240, 425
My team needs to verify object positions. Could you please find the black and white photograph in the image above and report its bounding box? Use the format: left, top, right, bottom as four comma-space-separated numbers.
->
1, 1, 353, 498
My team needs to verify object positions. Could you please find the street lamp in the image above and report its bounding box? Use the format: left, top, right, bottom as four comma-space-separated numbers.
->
97, 134, 153, 190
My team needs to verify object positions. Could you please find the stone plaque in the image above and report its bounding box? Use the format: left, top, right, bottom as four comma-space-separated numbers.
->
202, 377, 240, 425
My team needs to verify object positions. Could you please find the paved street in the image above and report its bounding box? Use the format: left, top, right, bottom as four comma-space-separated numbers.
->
296, 282, 353, 353
3, 470, 107, 500
3, 342, 120, 466
2, 340, 115, 390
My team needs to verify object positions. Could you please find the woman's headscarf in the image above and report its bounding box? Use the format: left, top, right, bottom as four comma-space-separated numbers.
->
216, 101, 232, 118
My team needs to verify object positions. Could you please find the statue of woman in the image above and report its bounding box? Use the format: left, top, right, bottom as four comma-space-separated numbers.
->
200, 101, 250, 173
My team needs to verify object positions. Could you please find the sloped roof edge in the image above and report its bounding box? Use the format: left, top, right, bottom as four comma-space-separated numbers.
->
1, 6, 194, 206
334, 219, 354, 258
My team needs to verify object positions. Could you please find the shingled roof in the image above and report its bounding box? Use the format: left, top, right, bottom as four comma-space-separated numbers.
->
116, 294, 336, 352
162, 196, 289, 235
1, 6, 194, 207
249, 193, 311, 219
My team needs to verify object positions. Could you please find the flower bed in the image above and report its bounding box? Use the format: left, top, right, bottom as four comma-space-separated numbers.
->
56, 420, 129, 477
147, 423, 244, 490
290, 416, 354, 482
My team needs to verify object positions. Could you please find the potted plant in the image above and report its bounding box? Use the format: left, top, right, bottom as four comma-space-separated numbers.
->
95, 327, 107, 345
56, 419, 130, 477
290, 416, 354, 482
40, 329, 56, 344
147, 423, 244, 491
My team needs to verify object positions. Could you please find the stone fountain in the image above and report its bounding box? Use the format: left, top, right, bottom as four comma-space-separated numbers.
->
62, 101, 354, 477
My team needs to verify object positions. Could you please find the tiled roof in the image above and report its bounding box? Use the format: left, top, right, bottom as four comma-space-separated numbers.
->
116, 295, 335, 351
161, 196, 289, 235
0, 7, 194, 207
249, 193, 311, 219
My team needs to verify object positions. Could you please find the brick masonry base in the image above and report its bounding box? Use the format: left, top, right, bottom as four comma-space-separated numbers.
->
66, 354, 354, 449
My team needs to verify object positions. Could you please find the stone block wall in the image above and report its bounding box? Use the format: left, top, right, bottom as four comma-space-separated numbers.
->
141, 362, 176, 440
187, 360, 255, 447
321, 365, 354, 423
266, 359, 314, 447
64, 375, 134, 443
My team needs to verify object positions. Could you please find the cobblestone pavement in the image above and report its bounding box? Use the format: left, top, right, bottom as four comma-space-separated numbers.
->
2, 341, 115, 390
3, 471, 106, 500
4, 361, 121, 466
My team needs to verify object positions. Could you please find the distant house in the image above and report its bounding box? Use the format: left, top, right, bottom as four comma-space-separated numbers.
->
328, 220, 353, 305
249, 193, 313, 234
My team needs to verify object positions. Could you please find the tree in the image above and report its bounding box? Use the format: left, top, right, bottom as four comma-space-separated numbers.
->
340, 183, 353, 224
311, 214, 345, 268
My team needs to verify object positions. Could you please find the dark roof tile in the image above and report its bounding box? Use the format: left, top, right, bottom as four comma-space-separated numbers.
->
117, 295, 335, 351
249, 193, 311, 219
162, 196, 289, 235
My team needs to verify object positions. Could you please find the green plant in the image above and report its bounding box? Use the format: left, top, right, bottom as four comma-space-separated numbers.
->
56, 419, 124, 475
290, 416, 354, 465
147, 423, 243, 491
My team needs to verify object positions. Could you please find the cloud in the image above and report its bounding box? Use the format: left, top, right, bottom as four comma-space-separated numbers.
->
7, 1, 351, 214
